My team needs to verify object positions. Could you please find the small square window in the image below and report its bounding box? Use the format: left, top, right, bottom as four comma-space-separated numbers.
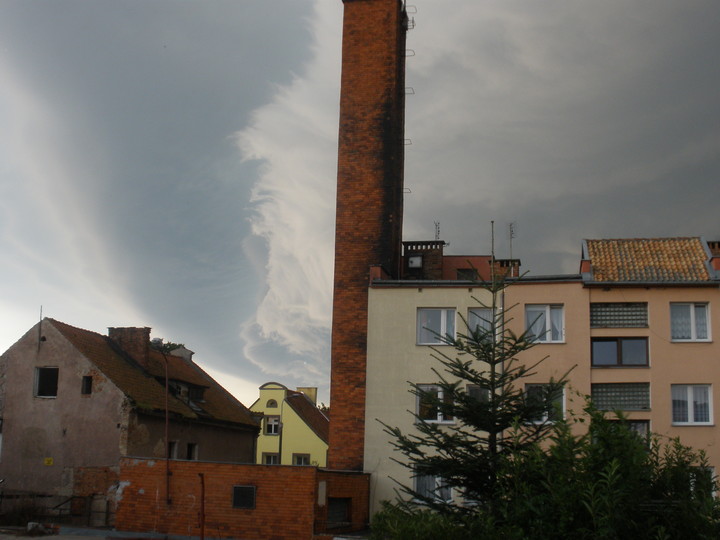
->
525, 384, 564, 423
416, 384, 454, 423
671, 303, 710, 341
414, 473, 451, 503
232, 485, 256, 509
265, 416, 280, 435
525, 305, 564, 343
672, 384, 712, 425
35, 367, 59, 398
263, 453, 279, 465
292, 453, 311, 466
467, 308, 494, 343
417, 308, 455, 345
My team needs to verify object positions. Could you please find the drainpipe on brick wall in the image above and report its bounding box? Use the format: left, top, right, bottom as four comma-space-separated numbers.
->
162, 351, 171, 505
198, 473, 205, 540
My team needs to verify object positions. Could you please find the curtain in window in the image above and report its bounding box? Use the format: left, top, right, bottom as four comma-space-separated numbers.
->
671, 304, 692, 339
526, 307, 547, 341
550, 306, 563, 341
672, 385, 689, 422
693, 386, 710, 423
695, 304, 708, 339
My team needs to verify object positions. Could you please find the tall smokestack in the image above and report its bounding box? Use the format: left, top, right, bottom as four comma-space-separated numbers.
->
328, 0, 407, 471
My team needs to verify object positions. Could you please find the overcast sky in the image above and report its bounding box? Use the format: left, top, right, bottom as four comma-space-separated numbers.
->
2, 1, 719, 406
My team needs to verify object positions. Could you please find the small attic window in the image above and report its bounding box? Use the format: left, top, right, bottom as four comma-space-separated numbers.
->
266, 399, 278, 408
188, 386, 205, 402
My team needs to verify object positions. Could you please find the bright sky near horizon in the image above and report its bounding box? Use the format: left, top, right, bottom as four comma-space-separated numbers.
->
2, 1, 719, 406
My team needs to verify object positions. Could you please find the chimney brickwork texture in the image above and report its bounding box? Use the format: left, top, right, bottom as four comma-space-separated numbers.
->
328, 0, 407, 471
108, 327, 151, 369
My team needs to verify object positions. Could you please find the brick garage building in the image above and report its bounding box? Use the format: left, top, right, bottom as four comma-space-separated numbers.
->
115, 458, 369, 539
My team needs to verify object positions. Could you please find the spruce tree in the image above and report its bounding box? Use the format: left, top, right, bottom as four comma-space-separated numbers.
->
380, 273, 568, 518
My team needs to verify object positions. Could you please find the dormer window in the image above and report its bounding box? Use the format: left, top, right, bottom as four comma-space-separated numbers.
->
188, 386, 205, 402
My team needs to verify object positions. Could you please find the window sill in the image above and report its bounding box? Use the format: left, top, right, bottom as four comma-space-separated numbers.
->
533, 341, 565, 345
672, 423, 714, 427
670, 339, 712, 344
416, 420, 456, 425
591, 365, 649, 368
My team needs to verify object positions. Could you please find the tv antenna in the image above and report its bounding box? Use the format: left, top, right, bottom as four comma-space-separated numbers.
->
509, 222, 516, 260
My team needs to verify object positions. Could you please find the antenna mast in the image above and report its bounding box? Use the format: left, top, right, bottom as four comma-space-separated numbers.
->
509, 222, 516, 260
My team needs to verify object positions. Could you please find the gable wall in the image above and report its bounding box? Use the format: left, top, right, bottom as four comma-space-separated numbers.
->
0, 321, 126, 495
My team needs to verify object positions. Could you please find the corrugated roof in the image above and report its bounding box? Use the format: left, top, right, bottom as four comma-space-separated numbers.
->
585, 238, 712, 283
285, 391, 329, 444
49, 319, 258, 429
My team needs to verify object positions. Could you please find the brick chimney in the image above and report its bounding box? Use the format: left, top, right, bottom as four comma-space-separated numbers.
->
328, 0, 407, 471
108, 327, 151, 369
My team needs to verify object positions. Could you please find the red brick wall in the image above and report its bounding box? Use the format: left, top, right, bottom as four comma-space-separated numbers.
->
115, 458, 369, 540
316, 470, 370, 533
329, 0, 407, 471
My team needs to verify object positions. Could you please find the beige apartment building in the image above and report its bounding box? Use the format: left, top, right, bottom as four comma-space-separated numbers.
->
364, 237, 720, 513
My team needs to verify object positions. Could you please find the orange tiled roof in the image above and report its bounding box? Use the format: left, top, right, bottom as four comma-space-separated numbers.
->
585, 238, 712, 283
49, 319, 258, 428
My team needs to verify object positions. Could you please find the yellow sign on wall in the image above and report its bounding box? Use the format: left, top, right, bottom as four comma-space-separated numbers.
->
43, 457, 54, 466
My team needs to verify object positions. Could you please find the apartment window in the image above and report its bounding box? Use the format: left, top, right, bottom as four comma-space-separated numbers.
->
262, 453, 279, 465
35, 367, 59, 398
608, 419, 650, 439
525, 305, 564, 343
467, 308, 493, 342
672, 385, 712, 425
466, 384, 490, 403
266, 399, 278, 408
232, 485, 256, 509
293, 453, 311, 466
671, 303, 709, 341
592, 337, 648, 367
186, 443, 198, 460
417, 308, 455, 345
265, 416, 280, 435
167, 441, 178, 459
525, 384, 564, 423
591, 383, 650, 411
417, 384, 454, 423
415, 474, 452, 502
590, 303, 648, 328
81, 375, 93, 395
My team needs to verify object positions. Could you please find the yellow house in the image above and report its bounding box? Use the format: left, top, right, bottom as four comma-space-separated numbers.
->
249, 382, 329, 466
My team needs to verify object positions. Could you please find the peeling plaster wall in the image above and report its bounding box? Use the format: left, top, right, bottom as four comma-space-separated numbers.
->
0, 321, 125, 495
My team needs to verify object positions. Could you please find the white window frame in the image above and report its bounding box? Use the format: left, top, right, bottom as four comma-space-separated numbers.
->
672, 384, 713, 426
417, 308, 456, 345
670, 303, 710, 342
525, 304, 564, 343
525, 383, 564, 424
265, 415, 281, 435
414, 473, 452, 503
416, 384, 454, 424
